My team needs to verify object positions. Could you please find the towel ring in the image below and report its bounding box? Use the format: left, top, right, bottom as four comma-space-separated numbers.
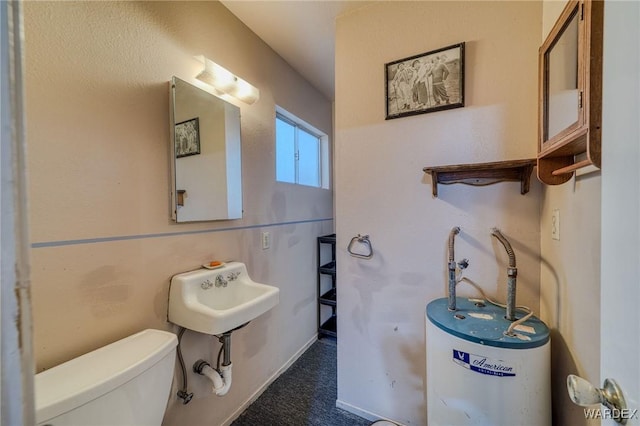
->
348, 234, 374, 259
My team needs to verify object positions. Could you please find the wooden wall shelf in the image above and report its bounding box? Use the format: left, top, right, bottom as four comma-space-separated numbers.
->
423, 159, 536, 197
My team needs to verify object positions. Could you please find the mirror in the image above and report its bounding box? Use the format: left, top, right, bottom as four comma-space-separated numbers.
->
544, 7, 579, 142
170, 77, 242, 222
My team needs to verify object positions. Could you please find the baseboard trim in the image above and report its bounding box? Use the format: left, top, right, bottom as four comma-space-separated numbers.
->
336, 399, 406, 426
221, 334, 319, 426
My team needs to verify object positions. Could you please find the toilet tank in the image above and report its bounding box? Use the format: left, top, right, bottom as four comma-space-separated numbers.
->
35, 329, 177, 426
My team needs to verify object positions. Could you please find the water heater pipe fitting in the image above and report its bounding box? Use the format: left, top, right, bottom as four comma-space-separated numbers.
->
448, 226, 461, 311
491, 228, 518, 321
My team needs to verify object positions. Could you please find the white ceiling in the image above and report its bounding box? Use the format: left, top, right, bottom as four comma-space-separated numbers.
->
220, 1, 372, 101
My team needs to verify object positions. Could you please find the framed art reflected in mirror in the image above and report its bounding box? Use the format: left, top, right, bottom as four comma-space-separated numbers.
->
175, 117, 200, 158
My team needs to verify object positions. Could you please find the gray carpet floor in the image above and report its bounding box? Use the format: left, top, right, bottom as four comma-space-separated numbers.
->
232, 338, 371, 426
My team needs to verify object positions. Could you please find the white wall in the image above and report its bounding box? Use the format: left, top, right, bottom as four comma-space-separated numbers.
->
23, 2, 333, 425
335, 2, 542, 424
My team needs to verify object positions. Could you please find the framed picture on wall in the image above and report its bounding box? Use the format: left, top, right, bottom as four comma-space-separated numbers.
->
385, 42, 465, 120
175, 117, 201, 158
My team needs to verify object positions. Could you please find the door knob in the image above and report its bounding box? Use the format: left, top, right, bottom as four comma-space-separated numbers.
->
567, 374, 628, 424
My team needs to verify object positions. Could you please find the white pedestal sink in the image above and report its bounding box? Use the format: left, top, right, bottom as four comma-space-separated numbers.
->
168, 262, 279, 335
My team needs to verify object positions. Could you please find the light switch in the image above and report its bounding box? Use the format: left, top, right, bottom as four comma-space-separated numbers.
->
551, 209, 560, 241
262, 232, 271, 249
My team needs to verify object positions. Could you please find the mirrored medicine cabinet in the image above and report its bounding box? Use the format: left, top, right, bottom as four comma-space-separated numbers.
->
537, 0, 603, 185
170, 77, 242, 222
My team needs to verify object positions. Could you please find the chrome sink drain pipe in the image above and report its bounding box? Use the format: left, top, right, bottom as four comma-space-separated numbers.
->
194, 331, 233, 396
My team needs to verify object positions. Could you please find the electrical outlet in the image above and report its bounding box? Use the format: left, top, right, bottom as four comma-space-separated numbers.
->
262, 232, 271, 249
551, 209, 560, 241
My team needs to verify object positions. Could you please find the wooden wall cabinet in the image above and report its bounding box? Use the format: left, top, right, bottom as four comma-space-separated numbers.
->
537, 0, 603, 184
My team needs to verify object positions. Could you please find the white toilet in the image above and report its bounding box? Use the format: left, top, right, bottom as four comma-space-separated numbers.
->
35, 329, 177, 426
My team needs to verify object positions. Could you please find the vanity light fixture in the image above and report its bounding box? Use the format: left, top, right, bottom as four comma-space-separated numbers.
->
194, 55, 260, 105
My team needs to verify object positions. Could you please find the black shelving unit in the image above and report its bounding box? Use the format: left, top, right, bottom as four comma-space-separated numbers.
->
317, 234, 336, 338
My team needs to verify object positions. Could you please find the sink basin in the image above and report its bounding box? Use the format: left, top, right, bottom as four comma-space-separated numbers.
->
168, 262, 279, 335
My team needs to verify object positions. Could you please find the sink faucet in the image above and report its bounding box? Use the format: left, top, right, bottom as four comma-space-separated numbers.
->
215, 275, 228, 288
491, 228, 517, 321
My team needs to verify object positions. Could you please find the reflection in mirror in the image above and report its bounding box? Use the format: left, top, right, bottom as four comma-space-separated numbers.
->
170, 77, 242, 222
545, 7, 579, 141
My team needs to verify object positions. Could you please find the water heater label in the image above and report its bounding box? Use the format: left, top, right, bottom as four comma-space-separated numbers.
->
452, 350, 516, 377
